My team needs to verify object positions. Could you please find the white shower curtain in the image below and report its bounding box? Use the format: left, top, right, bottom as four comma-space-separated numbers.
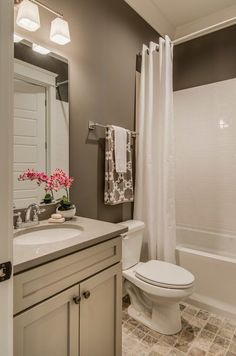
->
134, 36, 176, 263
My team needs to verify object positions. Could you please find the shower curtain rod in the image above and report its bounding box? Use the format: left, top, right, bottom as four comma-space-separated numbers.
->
172, 17, 236, 45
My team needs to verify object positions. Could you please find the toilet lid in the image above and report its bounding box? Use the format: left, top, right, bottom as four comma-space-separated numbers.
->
135, 260, 195, 289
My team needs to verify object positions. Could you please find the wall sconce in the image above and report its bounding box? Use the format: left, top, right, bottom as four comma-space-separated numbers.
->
16, 0, 40, 32
32, 43, 50, 55
50, 17, 71, 45
15, 0, 71, 45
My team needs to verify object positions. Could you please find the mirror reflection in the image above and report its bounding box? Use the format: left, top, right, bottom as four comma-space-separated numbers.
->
13, 40, 69, 209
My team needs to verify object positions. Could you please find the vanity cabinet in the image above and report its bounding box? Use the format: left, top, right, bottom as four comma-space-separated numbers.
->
13, 237, 122, 356
79, 264, 122, 356
14, 285, 80, 356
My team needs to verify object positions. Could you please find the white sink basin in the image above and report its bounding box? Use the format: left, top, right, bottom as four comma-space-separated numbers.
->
14, 226, 82, 246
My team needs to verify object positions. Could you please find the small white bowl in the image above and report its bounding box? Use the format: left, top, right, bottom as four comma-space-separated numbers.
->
56, 206, 76, 220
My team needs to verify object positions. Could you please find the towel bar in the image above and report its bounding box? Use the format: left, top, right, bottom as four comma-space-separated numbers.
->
88, 121, 138, 137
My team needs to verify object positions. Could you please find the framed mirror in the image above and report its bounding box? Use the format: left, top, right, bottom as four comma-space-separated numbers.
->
13, 39, 69, 209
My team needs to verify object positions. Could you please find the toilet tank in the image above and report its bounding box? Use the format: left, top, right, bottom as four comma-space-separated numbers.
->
119, 220, 145, 270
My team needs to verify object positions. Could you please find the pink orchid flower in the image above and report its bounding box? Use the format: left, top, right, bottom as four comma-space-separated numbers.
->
18, 169, 75, 200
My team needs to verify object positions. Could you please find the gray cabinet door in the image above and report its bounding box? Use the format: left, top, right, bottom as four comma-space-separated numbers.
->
14, 285, 79, 356
80, 263, 122, 356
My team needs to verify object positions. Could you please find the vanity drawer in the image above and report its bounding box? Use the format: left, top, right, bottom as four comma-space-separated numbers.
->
14, 236, 121, 314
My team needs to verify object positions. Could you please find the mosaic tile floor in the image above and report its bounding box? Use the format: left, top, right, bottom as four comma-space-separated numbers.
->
122, 300, 236, 356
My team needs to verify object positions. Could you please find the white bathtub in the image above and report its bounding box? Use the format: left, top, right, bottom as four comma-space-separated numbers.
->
176, 226, 236, 320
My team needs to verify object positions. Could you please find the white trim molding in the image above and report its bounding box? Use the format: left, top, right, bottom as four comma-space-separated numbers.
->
174, 4, 236, 40
0, 0, 14, 355
14, 59, 57, 87
124, 0, 236, 44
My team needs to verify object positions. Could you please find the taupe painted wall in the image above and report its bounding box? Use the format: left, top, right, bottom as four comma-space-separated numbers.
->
173, 25, 236, 91
17, 0, 159, 222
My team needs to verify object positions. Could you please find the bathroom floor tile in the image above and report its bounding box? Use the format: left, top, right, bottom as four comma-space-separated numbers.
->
182, 311, 195, 324
192, 330, 215, 351
168, 349, 186, 356
122, 299, 236, 356
213, 335, 231, 349
228, 343, 236, 354
207, 342, 227, 355
175, 329, 195, 353
217, 327, 235, 340
137, 323, 153, 334
123, 323, 136, 335
196, 310, 210, 321
208, 315, 224, 328
131, 327, 146, 341
204, 322, 219, 334
161, 334, 179, 346
132, 342, 150, 356
188, 346, 206, 355
141, 333, 159, 347
185, 306, 200, 317
126, 317, 139, 328
149, 342, 173, 355
191, 317, 208, 329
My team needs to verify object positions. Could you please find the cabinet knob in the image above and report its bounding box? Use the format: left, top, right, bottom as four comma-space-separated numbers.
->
83, 291, 91, 299
73, 296, 81, 304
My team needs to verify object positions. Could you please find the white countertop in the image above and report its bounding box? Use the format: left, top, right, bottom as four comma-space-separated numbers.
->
13, 216, 127, 274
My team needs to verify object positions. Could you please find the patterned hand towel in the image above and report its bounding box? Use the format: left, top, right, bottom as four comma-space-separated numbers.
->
104, 126, 134, 205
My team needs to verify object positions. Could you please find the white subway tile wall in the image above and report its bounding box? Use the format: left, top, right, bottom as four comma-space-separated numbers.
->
174, 78, 236, 235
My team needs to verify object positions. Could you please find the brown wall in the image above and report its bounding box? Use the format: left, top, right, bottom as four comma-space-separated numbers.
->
20, 0, 159, 222
173, 25, 236, 91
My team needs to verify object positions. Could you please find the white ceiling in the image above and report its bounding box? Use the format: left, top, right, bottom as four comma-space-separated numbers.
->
124, 0, 236, 41
152, 0, 236, 27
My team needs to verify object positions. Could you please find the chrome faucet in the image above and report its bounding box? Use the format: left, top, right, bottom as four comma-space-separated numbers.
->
24, 203, 45, 226
13, 203, 46, 229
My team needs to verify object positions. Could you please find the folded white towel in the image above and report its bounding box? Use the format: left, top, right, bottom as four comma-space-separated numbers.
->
112, 125, 127, 173
48, 217, 65, 223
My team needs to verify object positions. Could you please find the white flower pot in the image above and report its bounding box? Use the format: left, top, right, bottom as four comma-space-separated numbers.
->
56, 206, 76, 220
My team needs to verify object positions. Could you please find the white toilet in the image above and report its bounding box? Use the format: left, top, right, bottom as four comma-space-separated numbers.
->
120, 220, 195, 335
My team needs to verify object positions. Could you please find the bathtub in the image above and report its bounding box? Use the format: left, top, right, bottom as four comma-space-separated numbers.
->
176, 226, 236, 320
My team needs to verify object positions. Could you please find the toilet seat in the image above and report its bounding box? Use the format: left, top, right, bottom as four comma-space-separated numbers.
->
123, 263, 195, 301
135, 260, 194, 289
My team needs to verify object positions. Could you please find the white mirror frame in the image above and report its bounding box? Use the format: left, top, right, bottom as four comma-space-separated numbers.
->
14, 58, 69, 207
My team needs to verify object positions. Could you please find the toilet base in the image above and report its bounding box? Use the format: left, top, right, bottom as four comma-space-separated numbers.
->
127, 301, 182, 335
151, 301, 182, 335
125, 277, 182, 335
